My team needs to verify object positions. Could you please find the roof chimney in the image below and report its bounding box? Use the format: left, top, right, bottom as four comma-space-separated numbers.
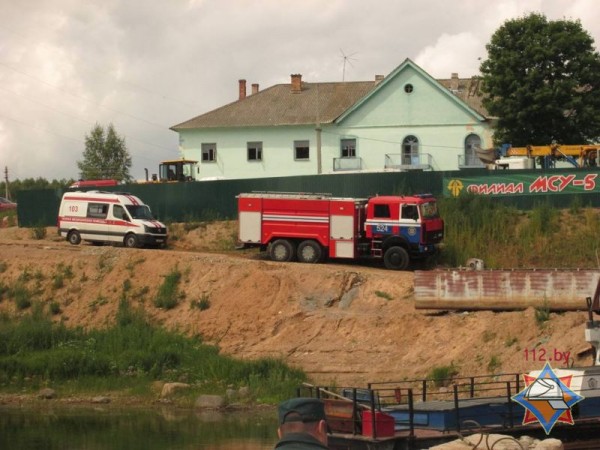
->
450, 73, 459, 91
251, 83, 259, 95
239, 79, 247, 100
291, 74, 302, 93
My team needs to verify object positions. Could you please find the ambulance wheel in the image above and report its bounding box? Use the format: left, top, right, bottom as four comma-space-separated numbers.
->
124, 233, 139, 248
297, 240, 322, 263
269, 239, 295, 262
383, 246, 410, 270
67, 230, 81, 245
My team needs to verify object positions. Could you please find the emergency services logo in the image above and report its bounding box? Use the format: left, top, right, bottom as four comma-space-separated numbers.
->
447, 179, 464, 197
512, 363, 584, 434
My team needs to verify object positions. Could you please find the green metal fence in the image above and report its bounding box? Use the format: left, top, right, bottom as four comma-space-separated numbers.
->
15, 168, 600, 227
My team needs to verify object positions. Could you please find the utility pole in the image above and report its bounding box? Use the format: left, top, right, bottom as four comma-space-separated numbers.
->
3, 166, 9, 200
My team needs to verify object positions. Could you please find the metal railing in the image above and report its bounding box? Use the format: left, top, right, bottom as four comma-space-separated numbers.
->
333, 157, 363, 171
368, 372, 522, 404
458, 154, 486, 168
298, 372, 529, 439
384, 153, 433, 170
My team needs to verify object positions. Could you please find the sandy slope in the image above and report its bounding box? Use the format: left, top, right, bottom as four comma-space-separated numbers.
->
0, 223, 593, 387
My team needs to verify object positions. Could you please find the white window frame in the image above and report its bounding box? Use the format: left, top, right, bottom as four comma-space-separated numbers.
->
201, 143, 217, 163
465, 134, 481, 166
247, 142, 263, 162
402, 135, 419, 165
341, 138, 356, 158
294, 140, 310, 160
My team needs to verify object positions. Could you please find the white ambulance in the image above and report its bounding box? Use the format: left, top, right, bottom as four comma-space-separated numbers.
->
58, 190, 167, 248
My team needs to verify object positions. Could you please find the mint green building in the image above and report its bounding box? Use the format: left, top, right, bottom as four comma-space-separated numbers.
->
171, 59, 494, 180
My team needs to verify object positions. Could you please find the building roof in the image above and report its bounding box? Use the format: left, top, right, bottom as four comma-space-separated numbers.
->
171, 81, 377, 130
437, 76, 487, 117
171, 64, 488, 131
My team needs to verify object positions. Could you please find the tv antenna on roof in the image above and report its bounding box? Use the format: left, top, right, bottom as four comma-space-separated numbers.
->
340, 49, 358, 81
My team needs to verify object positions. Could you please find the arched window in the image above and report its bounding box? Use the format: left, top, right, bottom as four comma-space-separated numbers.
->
465, 134, 481, 166
402, 135, 419, 165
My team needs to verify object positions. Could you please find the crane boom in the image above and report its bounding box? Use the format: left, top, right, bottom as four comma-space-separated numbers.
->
506, 143, 599, 167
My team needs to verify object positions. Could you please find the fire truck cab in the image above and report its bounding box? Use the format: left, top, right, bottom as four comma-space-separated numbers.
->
237, 192, 443, 270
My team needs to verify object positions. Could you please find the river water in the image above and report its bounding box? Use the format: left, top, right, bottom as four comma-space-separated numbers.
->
0, 405, 279, 450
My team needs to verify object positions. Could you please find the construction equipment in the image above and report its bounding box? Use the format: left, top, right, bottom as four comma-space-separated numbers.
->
145, 159, 198, 182
237, 192, 444, 270
477, 143, 600, 169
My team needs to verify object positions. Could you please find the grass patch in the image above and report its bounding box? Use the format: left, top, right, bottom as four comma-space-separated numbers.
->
154, 267, 182, 310
487, 355, 501, 373
125, 256, 146, 275
374, 290, 393, 301
0, 303, 306, 403
12, 283, 33, 310
96, 252, 115, 277
191, 294, 211, 311
57, 263, 74, 279
437, 196, 600, 269
30, 225, 47, 240
427, 364, 458, 387
49, 301, 61, 315
535, 299, 551, 327
481, 330, 496, 343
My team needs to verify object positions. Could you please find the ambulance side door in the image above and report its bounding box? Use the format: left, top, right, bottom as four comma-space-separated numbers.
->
85, 202, 110, 241
109, 204, 131, 242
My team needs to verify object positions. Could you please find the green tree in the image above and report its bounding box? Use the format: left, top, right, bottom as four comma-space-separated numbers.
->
1, 178, 73, 195
480, 13, 600, 146
77, 123, 132, 182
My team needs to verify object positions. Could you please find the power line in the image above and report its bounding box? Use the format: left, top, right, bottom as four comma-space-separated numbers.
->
320, 129, 465, 151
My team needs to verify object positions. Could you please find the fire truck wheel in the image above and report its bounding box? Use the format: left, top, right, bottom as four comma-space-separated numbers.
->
124, 233, 139, 249
67, 230, 81, 245
383, 246, 409, 270
297, 240, 322, 263
269, 239, 295, 262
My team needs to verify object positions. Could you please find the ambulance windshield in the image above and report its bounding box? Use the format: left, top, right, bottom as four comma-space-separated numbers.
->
126, 205, 155, 220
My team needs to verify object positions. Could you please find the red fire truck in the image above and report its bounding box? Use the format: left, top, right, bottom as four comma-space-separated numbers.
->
237, 192, 444, 270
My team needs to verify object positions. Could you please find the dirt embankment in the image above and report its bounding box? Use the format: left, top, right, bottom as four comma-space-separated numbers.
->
0, 223, 593, 386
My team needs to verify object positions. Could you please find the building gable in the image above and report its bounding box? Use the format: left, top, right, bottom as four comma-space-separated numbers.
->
335, 59, 487, 127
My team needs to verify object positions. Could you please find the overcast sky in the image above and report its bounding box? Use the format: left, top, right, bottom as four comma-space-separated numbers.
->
1, 0, 599, 182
